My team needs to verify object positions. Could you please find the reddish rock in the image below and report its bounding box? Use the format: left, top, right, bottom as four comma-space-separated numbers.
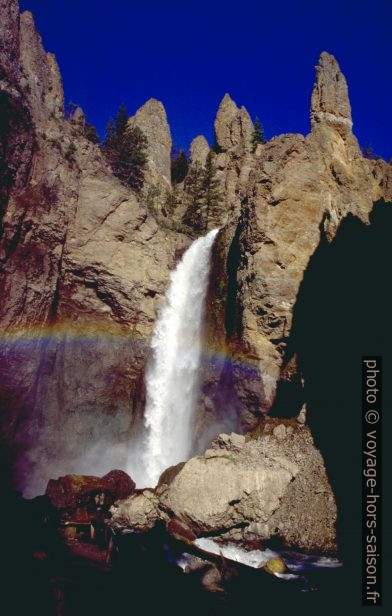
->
46, 470, 135, 511
167, 517, 197, 543
102, 470, 136, 501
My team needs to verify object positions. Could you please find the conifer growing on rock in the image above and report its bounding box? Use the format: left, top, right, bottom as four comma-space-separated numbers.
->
201, 150, 223, 229
171, 148, 189, 184
182, 161, 205, 231
84, 121, 100, 144
68, 103, 100, 144
251, 116, 266, 151
103, 103, 148, 192
183, 151, 224, 231
163, 184, 180, 217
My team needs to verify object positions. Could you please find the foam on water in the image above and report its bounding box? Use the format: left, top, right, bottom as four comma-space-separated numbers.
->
194, 537, 279, 569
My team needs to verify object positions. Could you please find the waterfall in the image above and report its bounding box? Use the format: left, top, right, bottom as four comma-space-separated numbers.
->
140, 228, 219, 487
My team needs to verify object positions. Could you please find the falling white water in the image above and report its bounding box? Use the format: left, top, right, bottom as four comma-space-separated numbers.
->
139, 228, 219, 487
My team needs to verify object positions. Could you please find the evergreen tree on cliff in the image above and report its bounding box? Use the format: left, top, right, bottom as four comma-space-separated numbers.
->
182, 161, 205, 232
103, 104, 148, 192
201, 150, 223, 229
251, 116, 266, 151
171, 148, 189, 184
84, 121, 100, 144
68, 102, 100, 144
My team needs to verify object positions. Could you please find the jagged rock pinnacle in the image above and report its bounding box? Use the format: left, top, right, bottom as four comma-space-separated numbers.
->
214, 93, 254, 152
128, 97, 172, 185
190, 135, 209, 166
311, 51, 353, 132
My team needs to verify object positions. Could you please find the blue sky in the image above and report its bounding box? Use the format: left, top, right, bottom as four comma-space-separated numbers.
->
20, 0, 392, 160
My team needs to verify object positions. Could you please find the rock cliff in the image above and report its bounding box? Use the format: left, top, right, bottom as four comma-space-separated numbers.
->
190, 135, 209, 166
128, 97, 172, 193
0, 2, 189, 494
0, 1, 34, 215
0, 0, 391, 515
200, 52, 392, 431
214, 93, 254, 154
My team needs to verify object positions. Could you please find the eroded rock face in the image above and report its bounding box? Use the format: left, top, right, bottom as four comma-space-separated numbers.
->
311, 51, 353, 132
214, 93, 254, 153
0, 7, 190, 495
190, 135, 209, 166
1, 1, 391, 516
128, 98, 172, 188
0, 1, 35, 214
201, 50, 392, 429
111, 425, 337, 552
19, 11, 64, 125
0, 0, 20, 83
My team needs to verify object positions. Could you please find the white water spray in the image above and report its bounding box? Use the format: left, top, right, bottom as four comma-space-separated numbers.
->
139, 228, 219, 487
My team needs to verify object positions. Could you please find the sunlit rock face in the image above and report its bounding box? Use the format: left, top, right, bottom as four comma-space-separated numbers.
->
214, 93, 254, 154
199, 51, 392, 430
0, 0, 391, 504
111, 424, 337, 553
128, 97, 172, 190
310, 51, 355, 137
0, 3, 189, 495
189, 135, 210, 167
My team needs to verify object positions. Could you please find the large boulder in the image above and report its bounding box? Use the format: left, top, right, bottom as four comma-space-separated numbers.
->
110, 489, 159, 531
111, 425, 337, 552
159, 449, 297, 534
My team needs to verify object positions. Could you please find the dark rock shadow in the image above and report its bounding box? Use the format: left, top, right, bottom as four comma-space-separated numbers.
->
271, 199, 391, 575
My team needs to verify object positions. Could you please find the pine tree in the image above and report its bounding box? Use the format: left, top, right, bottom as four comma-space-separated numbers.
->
171, 148, 189, 184
67, 102, 100, 143
251, 116, 266, 151
84, 121, 100, 144
102, 104, 148, 192
113, 103, 128, 137
163, 184, 180, 217
183, 152, 224, 232
182, 162, 205, 231
361, 144, 374, 160
66, 101, 78, 120
201, 150, 223, 229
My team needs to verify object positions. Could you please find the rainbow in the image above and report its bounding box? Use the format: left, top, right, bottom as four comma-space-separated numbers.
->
0, 319, 265, 375
0, 320, 145, 344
